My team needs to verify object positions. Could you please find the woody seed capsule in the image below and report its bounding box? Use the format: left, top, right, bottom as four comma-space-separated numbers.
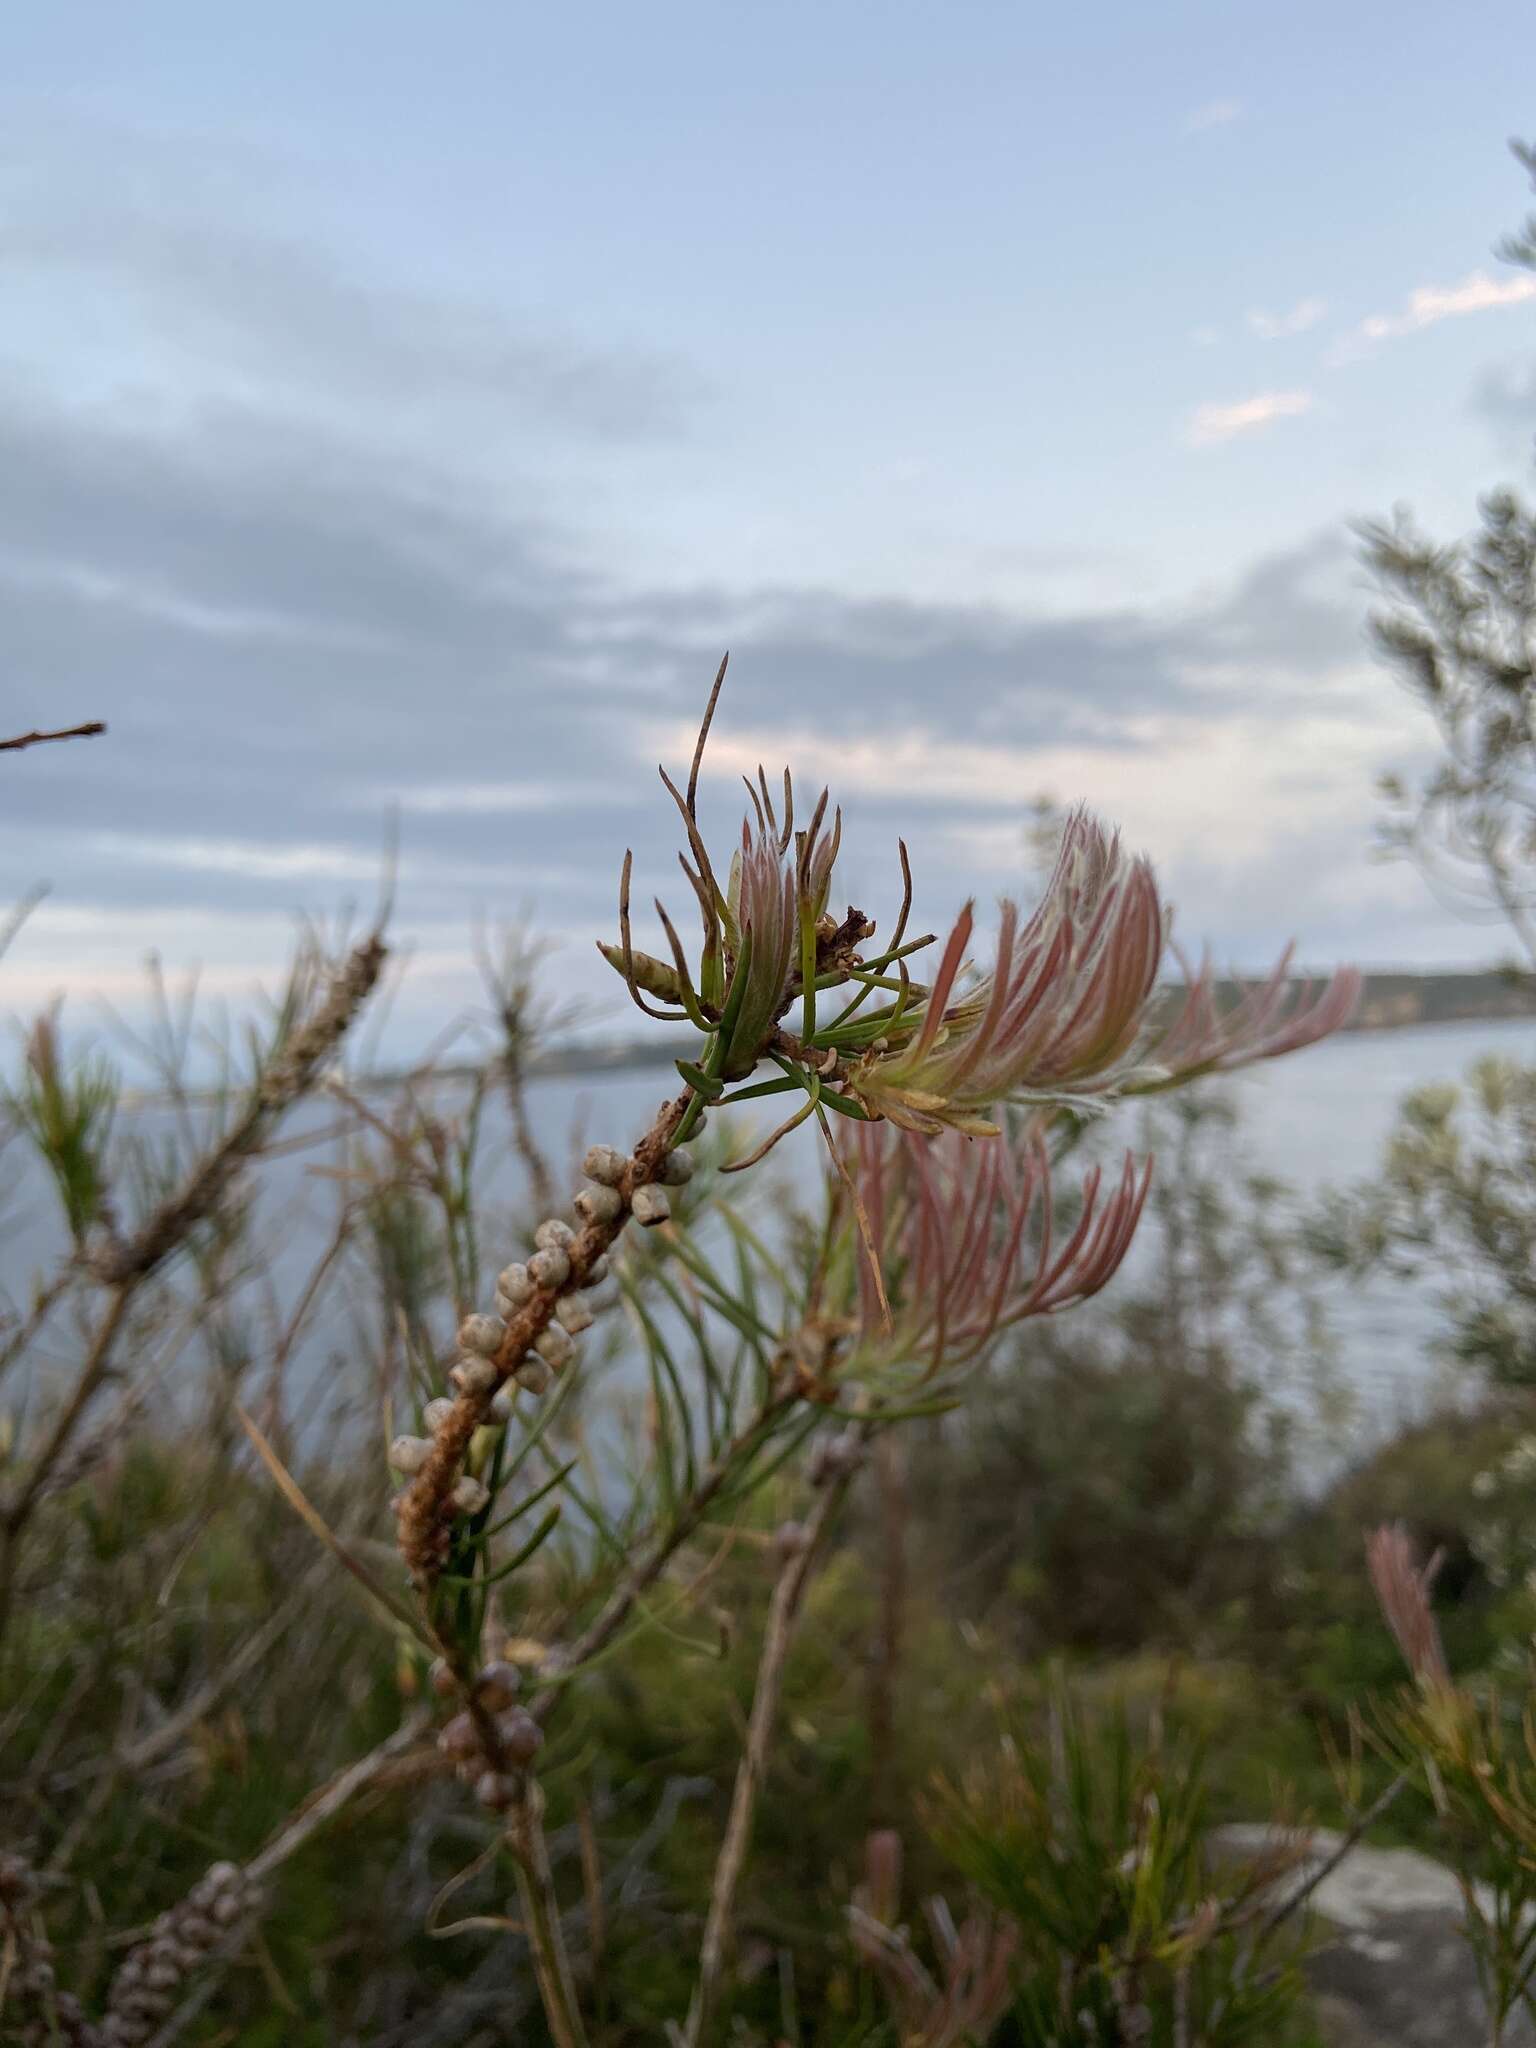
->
458, 1313, 505, 1356
451, 1476, 491, 1516
528, 1246, 571, 1288
580, 1255, 610, 1288
537, 1322, 575, 1369
658, 1148, 695, 1186
424, 1397, 455, 1435
631, 1184, 671, 1227
535, 1218, 576, 1251
554, 1293, 594, 1334
475, 1769, 517, 1811
122, 1990, 172, 2022
475, 1661, 521, 1709
497, 1262, 534, 1304
516, 1358, 552, 1395
389, 1434, 434, 1474
438, 1711, 479, 1758
489, 1385, 515, 1423
498, 1706, 544, 1764
450, 1356, 498, 1395
810, 1429, 865, 1486
582, 1144, 628, 1186
574, 1182, 623, 1224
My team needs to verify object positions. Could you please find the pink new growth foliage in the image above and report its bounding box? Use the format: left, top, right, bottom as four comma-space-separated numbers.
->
846, 1118, 1153, 1377
852, 809, 1163, 1134
849, 1829, 1019, 2048
1143, 941, 1364, 1092
1366, 1522, 1451, 1691
852, 806, 1361, 1135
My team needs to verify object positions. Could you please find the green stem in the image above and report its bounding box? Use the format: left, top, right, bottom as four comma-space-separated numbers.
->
511, 1786, 592, 2048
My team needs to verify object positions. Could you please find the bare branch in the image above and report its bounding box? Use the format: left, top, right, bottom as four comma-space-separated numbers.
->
0, 721, 106, 754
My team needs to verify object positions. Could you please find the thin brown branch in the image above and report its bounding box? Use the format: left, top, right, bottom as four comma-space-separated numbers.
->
682, 1461, 854, 2045
0, 721, 106, 754
532, 1383, 799, 1724
0, 1283, 131, 1635
131, 1717, 432, 2048
257, 1198, 356, 1441
0, 1258, 83, 1390
509, 1784, 592, 2048
474, 917, 567, 1217
0, 938, 386, 1647
247, 1714, 432, 1882
93, 933, 387, 1288
868, 1433, 908, 1828
102, 1562, 331, 1790
1251, 1774, 1409, 1942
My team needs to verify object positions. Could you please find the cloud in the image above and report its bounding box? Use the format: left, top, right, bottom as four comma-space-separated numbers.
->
1186, 390, 1313, 445
358, 782, 592, 816
0, 153, 702, 449
1247, 298, 1326, 340
0, 361, 1383, 1026
1189, 324, 1223, 348
1182, 99, 1244, 134
1331, 269, 1536, 362
637, 693, 1403, 977
0, 386, 675, 965
0, 122, 1455, 1047
0, 372, 1425, 1031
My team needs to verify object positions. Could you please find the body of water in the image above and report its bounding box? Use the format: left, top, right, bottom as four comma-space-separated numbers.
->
1225, 1013, 1533, 1433
5, 1015, 1532, 1442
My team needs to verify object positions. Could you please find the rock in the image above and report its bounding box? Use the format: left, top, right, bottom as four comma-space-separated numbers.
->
1211, 1824, 1536, 2047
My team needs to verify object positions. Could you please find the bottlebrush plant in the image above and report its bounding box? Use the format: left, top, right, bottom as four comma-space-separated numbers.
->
370, 663, 1358, 2046
0, 670, 1358, 2046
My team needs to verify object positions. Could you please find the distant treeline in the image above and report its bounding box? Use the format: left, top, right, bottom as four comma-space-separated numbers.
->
1336, 968, 1536, 1034
116, 970, 1535, 1108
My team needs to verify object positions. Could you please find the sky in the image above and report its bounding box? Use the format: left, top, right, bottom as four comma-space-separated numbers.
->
3, 0, 1535, 1062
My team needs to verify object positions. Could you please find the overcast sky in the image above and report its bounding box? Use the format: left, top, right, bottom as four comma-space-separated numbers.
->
3, 1, 1534, 1060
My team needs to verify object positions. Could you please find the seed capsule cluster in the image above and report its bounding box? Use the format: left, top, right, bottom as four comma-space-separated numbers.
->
393, 1108, 698, 1583
433, 1660, 546, 1807
101, 1862, 259, 2045
403, 1126, 699, 1789
0, 1854, 102, 2047
392, 1137, 698, 1511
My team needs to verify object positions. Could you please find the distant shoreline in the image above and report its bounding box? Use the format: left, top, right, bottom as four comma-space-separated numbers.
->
501, 968, 1536, 1082
109, 971, 1536, 1107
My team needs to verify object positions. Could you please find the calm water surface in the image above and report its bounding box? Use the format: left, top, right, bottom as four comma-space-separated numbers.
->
6, 1016, 1533, 1443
